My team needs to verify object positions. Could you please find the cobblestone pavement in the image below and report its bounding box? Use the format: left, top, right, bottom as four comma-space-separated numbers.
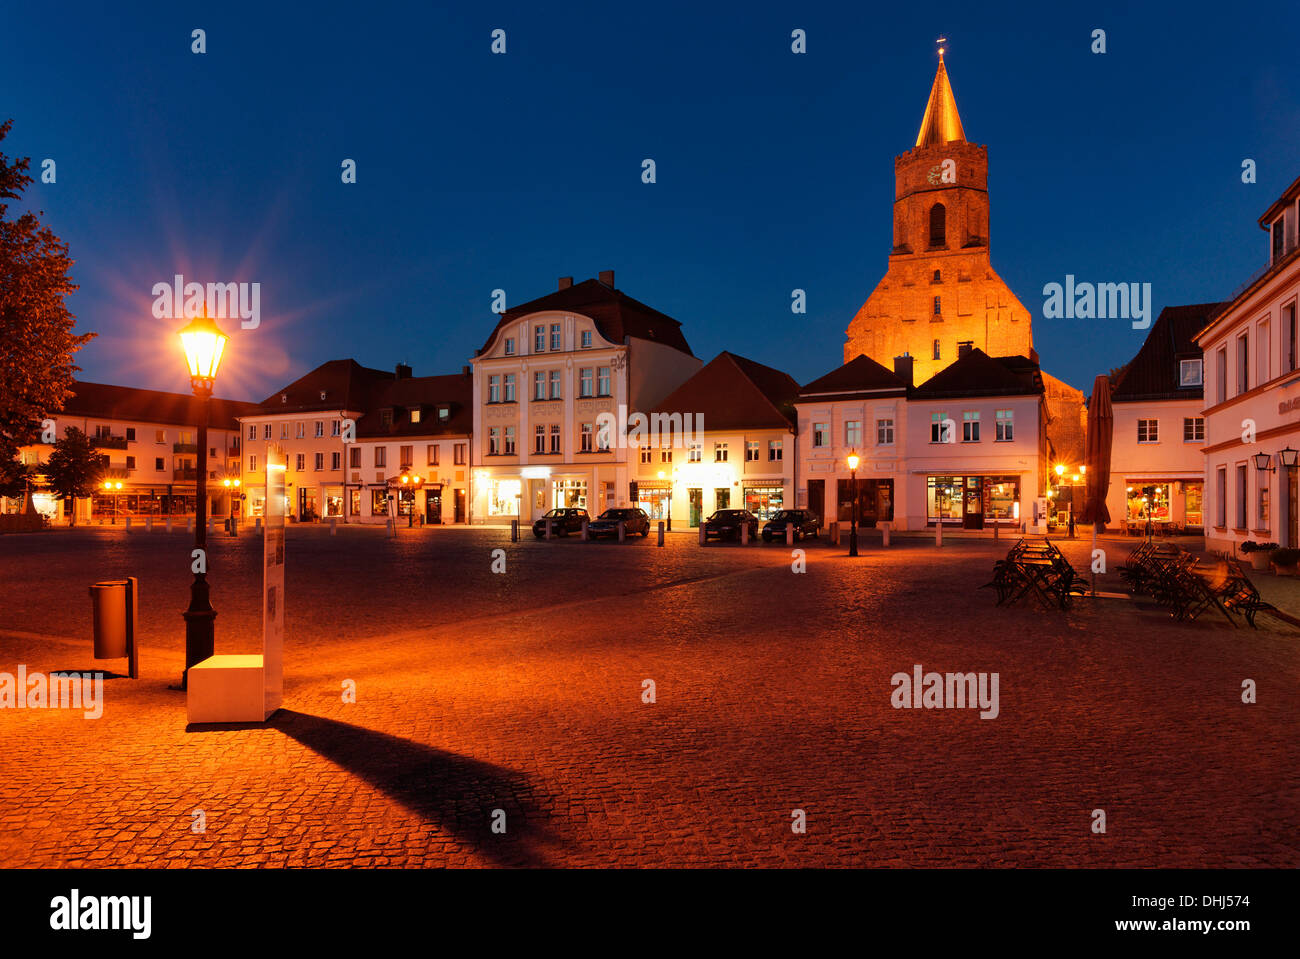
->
1, 525, 1297, 867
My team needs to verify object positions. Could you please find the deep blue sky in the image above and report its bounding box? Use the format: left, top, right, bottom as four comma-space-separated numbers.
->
3, 1, 1298, 402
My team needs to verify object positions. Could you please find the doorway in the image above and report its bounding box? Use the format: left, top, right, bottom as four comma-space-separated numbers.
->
963, 477, 984, 529
808, 480, 824, 525
425, 487, 442, 525
297, 487, 317, 522
688, 488, 703, 527
454, 489, 466, 523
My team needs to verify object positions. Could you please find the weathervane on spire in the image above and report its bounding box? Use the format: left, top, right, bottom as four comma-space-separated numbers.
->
936, 36, 947, 61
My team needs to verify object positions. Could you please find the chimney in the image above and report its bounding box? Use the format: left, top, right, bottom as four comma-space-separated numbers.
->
957, 341, 974, 359
462, 365, 471, 377
396, 363, 412, 379
598, 269, 615, 288
893, 353, 914, 387
558, 276, 573, 290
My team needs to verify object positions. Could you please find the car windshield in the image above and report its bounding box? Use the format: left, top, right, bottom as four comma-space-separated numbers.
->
598, 510, 629, 520
772, 511, 792, 521
543, 509, 563, 518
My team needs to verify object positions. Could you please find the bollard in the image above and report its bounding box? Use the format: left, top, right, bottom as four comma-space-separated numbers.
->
993, 519, 999, 542
545, 518, 553, 540
229, 516, 238, 538
618, 520, 625, 542
882, 521, 891, 547
187, 517, 194, 534
741, 522, 749, 546
146, 516, 153, 532
124, 515, 132, 531
387, 517, 396, 537
658, 521, 665, 547
165, 517, 172, 533
698, 524, 705, 546
786, 524, 794, 547
830, 522, 840, 547
254, 516, 262, 531
330, 517, 337, 536
936, 518, 943, 547
511, 519, 519, 542
581, 519, 589, 541
206, 517, 212, 535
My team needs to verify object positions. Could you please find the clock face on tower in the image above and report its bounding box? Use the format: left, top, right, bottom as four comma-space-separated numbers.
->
927, 164, 945, 185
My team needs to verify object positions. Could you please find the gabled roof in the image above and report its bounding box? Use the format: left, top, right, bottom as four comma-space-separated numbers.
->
913, 349, 1043, 398
798, 354, 908, 402
477, 277, 693, 357
650, 352, 799, 431
915, 55, 966, 148
1112, 303, 1226, 403
253, 359, 394, 415
59, 381, 260, 431
357, 372, 473, 438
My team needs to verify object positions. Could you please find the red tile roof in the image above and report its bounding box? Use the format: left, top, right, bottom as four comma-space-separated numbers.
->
59, 381, 260, 430
478, 277, 693, 357
650, 351, 800, 431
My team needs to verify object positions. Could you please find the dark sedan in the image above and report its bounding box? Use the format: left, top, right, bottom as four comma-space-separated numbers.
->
532, 507, 589, 538
587, 507, 651, 539
762, 509, 820, 543
701, 509, 759, 542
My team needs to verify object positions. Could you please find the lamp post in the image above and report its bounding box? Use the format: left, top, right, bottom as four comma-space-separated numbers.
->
177, 312, 229, 690
847, 451, 860, 557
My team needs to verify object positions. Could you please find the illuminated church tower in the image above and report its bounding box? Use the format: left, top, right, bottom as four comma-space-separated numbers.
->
844, 48, 1036, 384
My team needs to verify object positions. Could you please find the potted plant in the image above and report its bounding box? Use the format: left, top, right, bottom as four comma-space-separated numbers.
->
1243, 541, 1280, 570
1269, 547, 1300, 576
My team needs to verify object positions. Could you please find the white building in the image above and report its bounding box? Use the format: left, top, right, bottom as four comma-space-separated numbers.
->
1105, 304, 1221, 534
469, 272, 701, 523
796, 347, 1046, 531
353, 371, 471, 524
632, 351, 798, 527
1197, 173, 1300, 553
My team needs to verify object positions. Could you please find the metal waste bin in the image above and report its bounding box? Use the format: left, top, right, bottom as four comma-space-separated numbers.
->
89, 580, 130, 658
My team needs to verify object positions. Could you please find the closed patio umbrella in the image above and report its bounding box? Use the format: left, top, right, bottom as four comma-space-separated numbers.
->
1080, 375, 1113, 595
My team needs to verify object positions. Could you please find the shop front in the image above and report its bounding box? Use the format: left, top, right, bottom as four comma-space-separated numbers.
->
835, 478, 894, 527
1123, 478, 1203, 533
926, 474, 1021, 529
743, 483, 785, 521
633, 481, 672, 521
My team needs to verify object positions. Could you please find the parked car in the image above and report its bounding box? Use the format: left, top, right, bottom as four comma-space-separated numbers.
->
762, 509, 820, 543
532, 507, 589, 538
587, 507, 651, 538
701, 509, 759, 542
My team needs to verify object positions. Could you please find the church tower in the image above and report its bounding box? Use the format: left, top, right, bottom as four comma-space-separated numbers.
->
844, 49, 1035, 384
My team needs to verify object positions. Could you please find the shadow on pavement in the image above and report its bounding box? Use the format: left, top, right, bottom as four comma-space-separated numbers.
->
268, 709, 563, 867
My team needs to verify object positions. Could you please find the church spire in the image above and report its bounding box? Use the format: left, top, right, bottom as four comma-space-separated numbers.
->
915, 41, 966, 148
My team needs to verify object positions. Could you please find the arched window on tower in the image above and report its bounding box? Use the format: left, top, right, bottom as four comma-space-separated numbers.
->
932, 339, 941, 360
929, 203, 946, 248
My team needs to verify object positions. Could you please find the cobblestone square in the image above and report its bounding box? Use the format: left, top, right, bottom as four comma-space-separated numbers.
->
1, 526, 1297, 867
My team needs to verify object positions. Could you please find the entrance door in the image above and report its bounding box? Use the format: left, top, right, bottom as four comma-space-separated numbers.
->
425, 488, 442, 525
688, 488, 703, 527
454, 489, 466, 523
298, 487, 317, 522
808, 480, 824, 525
715, 487, 730, 510
963, 478, 984, 530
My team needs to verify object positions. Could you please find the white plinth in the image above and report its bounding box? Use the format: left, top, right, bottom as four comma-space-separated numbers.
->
187, 654, 269, 724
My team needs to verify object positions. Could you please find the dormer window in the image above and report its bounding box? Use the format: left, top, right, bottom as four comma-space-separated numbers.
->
319, 390, 327, 401
280, 394, 287, 404
411, 408, 422, 424
1273, 216, 1287, 263
1179, 358, 1203, 388
581, 330, 593, 349
438, 405, 450, 422
381, 409, 393, 428
504, 338, 515, 356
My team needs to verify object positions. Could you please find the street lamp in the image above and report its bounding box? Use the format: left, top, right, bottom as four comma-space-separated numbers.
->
1253, 451, 1276, 473
177, 312, 229, 690
103, 479, 123, 523
847, 451, 860, 557
1281, 447, 1300, 470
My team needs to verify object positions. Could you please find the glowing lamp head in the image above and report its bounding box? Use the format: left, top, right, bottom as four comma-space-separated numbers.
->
1055, 464, 1065, 477
115, 482, 123, 490
103, 481, 112, 490
178, 313, 229, 394
846, 452, 860, 471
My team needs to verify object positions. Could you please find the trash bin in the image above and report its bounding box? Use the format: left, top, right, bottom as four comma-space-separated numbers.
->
89, 580, 130, 658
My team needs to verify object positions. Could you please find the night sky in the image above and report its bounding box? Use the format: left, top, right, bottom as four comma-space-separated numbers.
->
3, 1, 1298, 402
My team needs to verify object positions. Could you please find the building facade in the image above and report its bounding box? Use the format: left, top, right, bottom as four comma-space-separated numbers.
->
8, 381, 255, 523
632, 351, 798, 527
1198, 174, 1300, 553
469, 272, 701, 524
1106, 304, 1222, 534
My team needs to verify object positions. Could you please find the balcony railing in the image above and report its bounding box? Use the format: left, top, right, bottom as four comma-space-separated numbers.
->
173, 468, 198, 481
91, 436, 128, 450
173, 442, 198, 454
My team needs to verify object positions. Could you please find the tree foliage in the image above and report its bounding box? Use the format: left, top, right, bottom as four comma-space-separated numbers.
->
43, 427, 102, 524
0, 119, 93, 479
